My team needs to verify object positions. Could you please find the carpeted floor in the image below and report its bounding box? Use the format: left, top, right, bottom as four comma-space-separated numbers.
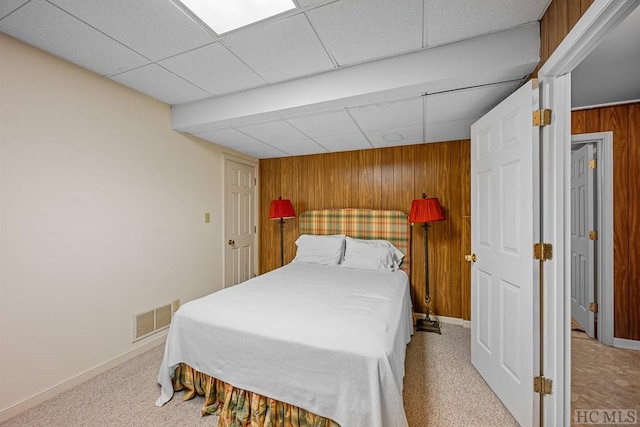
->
1, 323, 516, 427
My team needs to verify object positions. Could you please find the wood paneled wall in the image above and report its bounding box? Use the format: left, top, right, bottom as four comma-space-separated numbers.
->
259, 141, 472, 319
572, 104, 640, 341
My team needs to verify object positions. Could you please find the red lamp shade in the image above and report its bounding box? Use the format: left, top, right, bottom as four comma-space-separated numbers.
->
409, 195, 445, 223
269, 198, 295, 220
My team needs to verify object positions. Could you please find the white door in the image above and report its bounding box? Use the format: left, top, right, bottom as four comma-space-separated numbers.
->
470, 80, 538, 426
570, 144, 595, 337
224, 159, 256, 287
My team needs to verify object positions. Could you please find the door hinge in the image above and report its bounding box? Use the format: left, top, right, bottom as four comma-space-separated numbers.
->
590, 302, 598, 313
533, 243, 553, 261
589, 159, 597, 169
533, 109, 552, 126
534, 376, 553, 395
589, 230, 598, 240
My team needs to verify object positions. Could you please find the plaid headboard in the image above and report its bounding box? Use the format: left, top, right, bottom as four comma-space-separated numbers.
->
299, 208, 410, 274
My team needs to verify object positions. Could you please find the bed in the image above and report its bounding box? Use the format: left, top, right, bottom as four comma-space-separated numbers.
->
156, 208, 413, 427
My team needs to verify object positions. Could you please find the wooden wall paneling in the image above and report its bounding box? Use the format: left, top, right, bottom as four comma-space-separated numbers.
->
447, 141, 464, 319
627, 104, 640, 340
412, 144, 429, 313
568, 0, 583, 30
555, 0, 569, 57
606, 106, 630, 338
281, 156, 299, 266
584, 108, 602, 133
571, 110, 586, 134
259, 159, 282, 273
429, 142, 450, 317
380, 147, 397, 210
581, 0, 595, 14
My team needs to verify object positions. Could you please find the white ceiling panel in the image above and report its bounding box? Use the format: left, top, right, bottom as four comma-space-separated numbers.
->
47, 0, 215, 61
159, 43, 265, 96
0, 0, 148, 76
239, 144, 288, 159
426, 0, 548, 47
306, 0, 423, 66
285, 110, 360, 137
222, 14, 334, 83
236, 120, 308, 144
272, 139, 327, 156
314, 133, 372, 152
426, 81, 522, 123
0, 0, 28, 19
425, 117, 477, 142
195, 127, 264, 148
366, 125, 424, 148
349, 98, 423, 132
110, 64, 210, 105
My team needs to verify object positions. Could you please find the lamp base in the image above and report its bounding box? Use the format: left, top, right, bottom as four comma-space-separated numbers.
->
416, 317, 441, 334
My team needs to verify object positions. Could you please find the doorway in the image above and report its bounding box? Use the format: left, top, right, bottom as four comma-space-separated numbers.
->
570, 132, 614, 345
224, 157, 257, 288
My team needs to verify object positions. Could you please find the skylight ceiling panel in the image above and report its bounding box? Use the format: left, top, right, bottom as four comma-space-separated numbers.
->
425, 0, 548, 47
159, 43, 265, 96
349, 98, 423, 133
306, 0, 422, 66
222, 14, 334, 83
47, 0, 216, 61
314, 133, 372, 152
366, 125, 424, 148
0, 0, 147, 76
235, 120, 309, 145
285, 110, 361, 138
0, 0, 28, 20
110, 64, 210, 105
425, 81, 521, 124
424, 117, 476, 142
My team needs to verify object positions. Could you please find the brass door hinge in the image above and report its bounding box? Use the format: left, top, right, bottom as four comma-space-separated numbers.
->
590, 302, 598, 313
589, 159, 597, 169
533, 109, 552, 126
589, 230, 598, 240
533, 243, 553, 261
534, 376, 553, 395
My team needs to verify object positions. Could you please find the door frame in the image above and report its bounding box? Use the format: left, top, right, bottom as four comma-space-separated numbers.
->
537, 1, 639, 425
223, 154, 259, 287
570, 132, 614, 346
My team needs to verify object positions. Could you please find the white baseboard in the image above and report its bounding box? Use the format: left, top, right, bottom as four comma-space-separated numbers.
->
0, 333, 167, 423
613, 337, 640, 351
415, 313, 471, 329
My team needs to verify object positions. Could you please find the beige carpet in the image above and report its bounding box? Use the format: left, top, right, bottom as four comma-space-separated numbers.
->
1, 323, 516, 427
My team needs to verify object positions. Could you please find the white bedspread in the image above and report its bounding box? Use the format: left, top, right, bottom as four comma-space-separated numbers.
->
156, 262, 413, 427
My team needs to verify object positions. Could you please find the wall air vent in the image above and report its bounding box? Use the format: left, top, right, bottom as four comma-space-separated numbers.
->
132, 300, 179, 342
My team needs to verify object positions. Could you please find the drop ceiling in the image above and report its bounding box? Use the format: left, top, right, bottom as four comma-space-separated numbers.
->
0, 0, 552, 158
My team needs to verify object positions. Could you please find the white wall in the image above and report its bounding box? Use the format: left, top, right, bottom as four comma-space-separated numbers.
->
0, 33, 255, 417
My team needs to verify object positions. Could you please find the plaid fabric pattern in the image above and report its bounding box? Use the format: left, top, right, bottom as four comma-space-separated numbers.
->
173, 363, 339, 427
298, 209, 410, 274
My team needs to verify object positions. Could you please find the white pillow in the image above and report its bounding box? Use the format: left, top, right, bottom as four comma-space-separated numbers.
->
340, 237, 405, 271
293, 234, 346, 265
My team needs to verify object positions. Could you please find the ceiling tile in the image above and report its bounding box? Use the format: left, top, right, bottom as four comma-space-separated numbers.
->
235, 120, 308, 144
159, 43, 265, 96
306, 0, 423, 66
47, 0, 215, 61
222, 14, 334, 83
425, 118, 476, 142
0, 0, 28, 20
0, 0, 147, 76
349, 98, 423, 132
314, 133, 372, 152
426, 81, 521, 123
110, 64, 210, 105
272, 139, 327, 156
426, 0, 548, 46
195, 128, 264, 147
366, 125, 424, 148
285, 110, 361, 137
241, 144, 288, 159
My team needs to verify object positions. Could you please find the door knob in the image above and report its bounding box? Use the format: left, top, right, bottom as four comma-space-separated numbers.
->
465, 253, 477, 262
228, 239, 235, 246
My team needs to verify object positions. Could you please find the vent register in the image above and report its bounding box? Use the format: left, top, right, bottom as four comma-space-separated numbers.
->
132, 299, 180, 342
